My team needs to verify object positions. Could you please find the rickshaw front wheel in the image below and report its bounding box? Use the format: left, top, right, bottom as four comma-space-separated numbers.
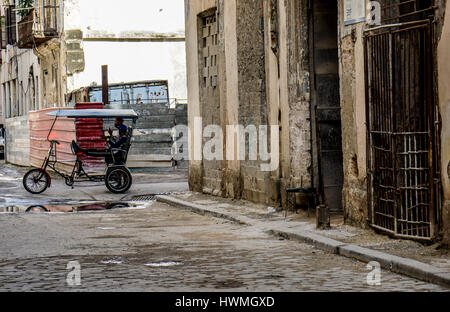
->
23, 169, 50, 194
105, 167, 132, 194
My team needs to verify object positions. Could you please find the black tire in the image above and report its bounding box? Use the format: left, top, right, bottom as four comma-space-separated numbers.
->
105, 167, 132, 194
23, 169, 50, 194
26, 205, 49, 213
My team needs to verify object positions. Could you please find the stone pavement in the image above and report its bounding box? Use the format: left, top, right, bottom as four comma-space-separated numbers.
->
1, 162, 449, 289
156, 191, 450, 288
1, 200, 446, 291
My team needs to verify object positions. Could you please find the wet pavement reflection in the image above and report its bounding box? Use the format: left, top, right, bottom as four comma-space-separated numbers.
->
0, 202, 138, 213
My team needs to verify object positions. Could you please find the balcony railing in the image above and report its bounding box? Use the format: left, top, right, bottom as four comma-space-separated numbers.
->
17, 3, 59, 49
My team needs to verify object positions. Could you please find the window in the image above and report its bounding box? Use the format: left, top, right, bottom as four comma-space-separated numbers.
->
5, 5, 17, 45
378, 0, 434, 24
2, 84, 6, 118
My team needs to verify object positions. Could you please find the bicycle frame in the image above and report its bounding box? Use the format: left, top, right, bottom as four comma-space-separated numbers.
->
32, 109, 139, 191
40, 140, 105, 187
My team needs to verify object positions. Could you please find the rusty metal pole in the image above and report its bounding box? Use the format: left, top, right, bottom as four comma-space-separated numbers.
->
316, 204, 330, 230
102, 65, 109, 105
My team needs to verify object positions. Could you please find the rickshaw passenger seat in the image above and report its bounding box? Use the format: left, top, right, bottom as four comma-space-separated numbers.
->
107, 126, 133, 165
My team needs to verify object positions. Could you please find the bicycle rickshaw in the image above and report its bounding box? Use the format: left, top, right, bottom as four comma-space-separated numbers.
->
23, 109, 139, 194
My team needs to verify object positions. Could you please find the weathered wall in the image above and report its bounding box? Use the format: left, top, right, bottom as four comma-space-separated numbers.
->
284, 0, 313, 206
186, 0, 313, 207
5, 115, 29, 166
263, 0, 282, 206
186, 0, 275, 204
0, 48, 40, 117
65, 29, 85, 75
338, 22, 368, 227
336, 1, 369, 227
35, 39, 65, 109
185, 0, 220, 193
236, 0, 267, 203
1, 43, 39, 167
437, 0, 450, 245
185, 0, 448, 244
199, 5, 223, 196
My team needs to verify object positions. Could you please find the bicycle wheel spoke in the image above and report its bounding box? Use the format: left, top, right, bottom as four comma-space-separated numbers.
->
23, 169, 49, 194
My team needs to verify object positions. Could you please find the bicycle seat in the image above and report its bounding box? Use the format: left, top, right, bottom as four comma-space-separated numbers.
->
50, 140, 60, 145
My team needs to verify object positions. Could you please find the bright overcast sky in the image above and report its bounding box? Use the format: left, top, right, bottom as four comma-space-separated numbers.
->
75, 0, 185, 34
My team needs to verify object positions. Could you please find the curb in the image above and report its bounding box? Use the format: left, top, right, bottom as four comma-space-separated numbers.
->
156, 195, 248, 225
156, 195, 450, 288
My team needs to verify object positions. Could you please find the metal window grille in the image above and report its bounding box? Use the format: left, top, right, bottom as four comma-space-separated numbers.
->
378, 0, 435, 25
201, 13, 219, 89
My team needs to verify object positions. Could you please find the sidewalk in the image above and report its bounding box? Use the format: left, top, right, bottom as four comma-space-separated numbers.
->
156, 191, 450, 288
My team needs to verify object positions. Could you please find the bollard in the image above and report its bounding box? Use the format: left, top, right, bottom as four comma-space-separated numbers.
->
316, 204, 330, 229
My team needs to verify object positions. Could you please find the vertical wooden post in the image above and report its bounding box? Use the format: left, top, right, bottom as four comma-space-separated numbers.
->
102, 65, 109, 105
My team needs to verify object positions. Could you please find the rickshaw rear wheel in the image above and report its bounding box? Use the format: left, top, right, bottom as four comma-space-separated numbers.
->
105, 167, 132, 194
23, 169, 50, 194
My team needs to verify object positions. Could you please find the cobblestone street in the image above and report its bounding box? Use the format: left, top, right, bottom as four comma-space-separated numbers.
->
1, 0, 449, 299
0, 200, 447, 292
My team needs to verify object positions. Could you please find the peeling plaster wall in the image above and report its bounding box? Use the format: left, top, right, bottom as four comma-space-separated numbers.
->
236, 0, 267, 203
186, 0, 314, 207
186, 0, 270, 204
285, 0, 312, 205
35, 39, 65, 109
437, 0, 450, 245
65, 29, 85, 75
337, 18, 368, 227
185, 0, 219, 193
0, 46, 39, 167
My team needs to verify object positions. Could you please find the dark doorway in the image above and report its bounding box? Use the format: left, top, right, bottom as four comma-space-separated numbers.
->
310, 1, 343, 213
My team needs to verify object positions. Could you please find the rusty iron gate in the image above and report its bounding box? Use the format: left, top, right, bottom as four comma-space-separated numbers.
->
364, 21, 440, 240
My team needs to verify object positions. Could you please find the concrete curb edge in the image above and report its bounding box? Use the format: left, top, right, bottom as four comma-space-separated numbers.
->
155, 195, 450, 288
156, 195, 248, 225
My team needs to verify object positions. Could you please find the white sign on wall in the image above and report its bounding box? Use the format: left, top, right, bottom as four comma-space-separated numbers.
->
344, 0, 366, 25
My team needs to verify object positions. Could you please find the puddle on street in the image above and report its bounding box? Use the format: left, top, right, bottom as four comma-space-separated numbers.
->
144, 262, 184, 267
0, 202, 148, 214
100, 259, 124, 265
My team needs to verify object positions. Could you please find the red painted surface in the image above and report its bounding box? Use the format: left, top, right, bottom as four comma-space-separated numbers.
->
29, 108, 77, 173
75, 103, 106, 171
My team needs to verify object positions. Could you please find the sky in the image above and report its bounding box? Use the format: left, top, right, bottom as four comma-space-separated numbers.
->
66, 0, 185, 35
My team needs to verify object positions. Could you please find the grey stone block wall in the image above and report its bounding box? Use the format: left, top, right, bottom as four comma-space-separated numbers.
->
5, 116, 30, 166
105, 103, 188, 168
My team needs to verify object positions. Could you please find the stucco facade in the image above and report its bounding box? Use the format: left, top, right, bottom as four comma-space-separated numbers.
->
437, 0, 450, 245
186, 0, 313, 208
185, 0, 449, 244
